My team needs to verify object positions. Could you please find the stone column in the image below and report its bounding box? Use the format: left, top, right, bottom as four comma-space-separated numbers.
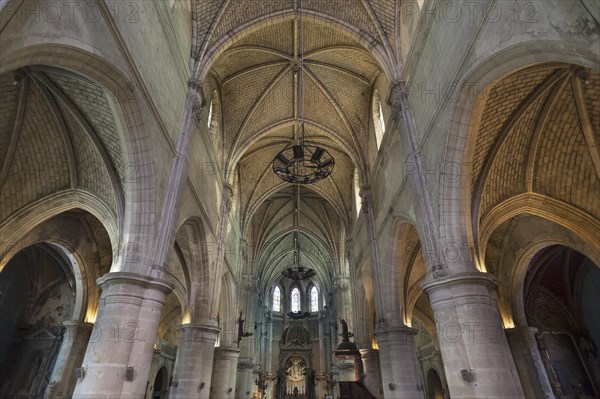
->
72, 273, 172, 399
169, 323, 219, 399
422, 273, 525, 399
235, 358, 255, 399
360, 348, 382, 398
150, 79, 204, 269
266, 312, 273, 375
210, 346, 240, 399
359, 187, 387, 321
506, 326, 555, 399
46, 321, 93, 399
375, 326, 422, 399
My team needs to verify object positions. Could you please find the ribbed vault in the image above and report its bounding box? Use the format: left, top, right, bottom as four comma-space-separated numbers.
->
471, 65, 600, 247
0, 68, 125, 224
204, 10, 386, 289
248, 186, 340, 291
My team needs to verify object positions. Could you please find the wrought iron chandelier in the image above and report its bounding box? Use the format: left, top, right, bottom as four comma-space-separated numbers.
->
282, 261, 316, 281
272, 0, 334, 184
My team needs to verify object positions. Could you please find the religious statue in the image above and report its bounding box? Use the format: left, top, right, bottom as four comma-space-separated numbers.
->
286, 358, 306, 382
236, 311, 253, 347
339, 318, 353, 342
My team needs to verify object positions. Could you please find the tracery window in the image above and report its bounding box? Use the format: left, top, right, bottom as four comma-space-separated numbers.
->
291, 287, 301, 313
310, 286, 319, 312
273, 286, 281, 312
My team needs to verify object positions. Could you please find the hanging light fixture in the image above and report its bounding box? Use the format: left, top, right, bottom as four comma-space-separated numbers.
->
282, 185, 315, 281
272, 0, 334, 184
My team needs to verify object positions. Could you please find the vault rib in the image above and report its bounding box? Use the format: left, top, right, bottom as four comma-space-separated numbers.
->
572, 75, 600, 178
525, 75, 571, 192
0, 76, 28, 194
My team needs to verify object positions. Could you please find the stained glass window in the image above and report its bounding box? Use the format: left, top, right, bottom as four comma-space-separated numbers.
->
273, 286, 281, 312
291, 287, 301, 313
310, 286, 319, 312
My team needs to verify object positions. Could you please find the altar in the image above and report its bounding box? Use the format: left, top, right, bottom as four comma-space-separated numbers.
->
285, 356, 307, 397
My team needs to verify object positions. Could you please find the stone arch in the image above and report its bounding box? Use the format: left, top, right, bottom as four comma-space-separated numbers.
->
480, 194, 600, 263
0, 242, 91, 396
439, 41, 600, 265
174, 217, 212, 323
0, 208, 113, 325
484, 215, 600, 328
1, 44, 159, 274
149, 366, 169, 399
515, 243, 600, 397
0, 191, 117, 271
384, 219, 422, 325
217, 272, 237, 347
425, 368, 445, 399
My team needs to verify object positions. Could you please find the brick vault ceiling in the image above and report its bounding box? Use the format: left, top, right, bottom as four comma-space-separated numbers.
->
0, 68, 123, 224
472, 65, 600, 229
205, 11, 385, 281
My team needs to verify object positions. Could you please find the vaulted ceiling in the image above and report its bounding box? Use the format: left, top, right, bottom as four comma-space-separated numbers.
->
0, 68, 124, 224
204, 7, 389, 286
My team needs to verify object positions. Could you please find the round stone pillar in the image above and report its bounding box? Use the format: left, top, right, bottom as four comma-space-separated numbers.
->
422, 272, 525, 399
506, 326, 555, 399
46, 321, 94, 399
73, 272, 172, 399
210, 346, 240, 399
360, 348, 383, 397
169, 323, 220, 399
375, 326, 422, 399
235, 357, 255, 399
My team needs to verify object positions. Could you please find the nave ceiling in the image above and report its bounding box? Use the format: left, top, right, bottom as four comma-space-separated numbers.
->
200, 2, 393, 285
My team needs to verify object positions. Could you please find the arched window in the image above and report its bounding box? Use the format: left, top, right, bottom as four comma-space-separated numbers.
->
291, 287, 301, 313
354, 168, 361, 217
310, 286, 319, 312
206, 100, 213, 128
372, 90, 385, 149
273, 286, 281, 312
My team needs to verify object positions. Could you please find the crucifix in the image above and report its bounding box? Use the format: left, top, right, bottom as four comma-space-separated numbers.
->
236, 311, 253, 347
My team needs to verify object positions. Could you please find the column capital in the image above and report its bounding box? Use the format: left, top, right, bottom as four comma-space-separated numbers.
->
421, 271, 498, 294
97, 271, 174, 294
386, 81, 407, 121
214, 345, 241, 356
222, 183, 234, 215
177, 322, 220, 333
334, 276, 349, 292
188, 78, 203, 94
359, 186, 373, 214
358, 184, 372, 200
176, 323, 220, 346
243, 274, 259, 292
186, 79, 205, 127
237, 357, 255, 369
374, 325, 417, 340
